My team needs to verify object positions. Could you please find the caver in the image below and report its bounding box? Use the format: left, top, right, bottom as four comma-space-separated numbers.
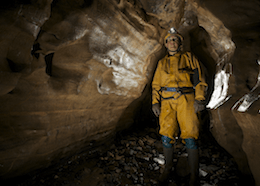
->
152, 27, 208, 186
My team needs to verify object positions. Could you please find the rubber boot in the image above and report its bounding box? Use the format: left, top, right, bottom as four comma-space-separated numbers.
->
187, 148, 199, 186
159, 146, 174, 184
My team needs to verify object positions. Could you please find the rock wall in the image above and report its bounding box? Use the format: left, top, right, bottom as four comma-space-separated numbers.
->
0, 0, 259, 184
203, 0, 260, 185
0, 0, 161, 178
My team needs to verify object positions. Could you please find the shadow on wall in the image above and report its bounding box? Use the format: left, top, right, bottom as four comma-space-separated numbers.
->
188, 25, 216, 104
0, 0, 31, 10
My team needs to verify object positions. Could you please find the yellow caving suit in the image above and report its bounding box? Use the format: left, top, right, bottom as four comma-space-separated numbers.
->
152, 51, 207, 142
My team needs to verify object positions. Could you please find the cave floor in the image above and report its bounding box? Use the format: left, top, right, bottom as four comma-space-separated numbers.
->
8, 125, 247, 186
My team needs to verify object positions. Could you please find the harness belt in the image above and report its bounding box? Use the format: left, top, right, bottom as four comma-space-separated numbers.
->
159, 86, 194, 100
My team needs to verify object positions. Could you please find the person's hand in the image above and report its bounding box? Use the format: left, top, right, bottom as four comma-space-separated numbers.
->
194, 100, 206, 113
152, 103, 161, 117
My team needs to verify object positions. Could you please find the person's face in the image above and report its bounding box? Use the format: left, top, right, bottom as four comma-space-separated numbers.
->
165, 36, 180, 52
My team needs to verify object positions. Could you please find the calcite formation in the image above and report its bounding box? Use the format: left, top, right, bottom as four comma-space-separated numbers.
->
0, 0, 259, 185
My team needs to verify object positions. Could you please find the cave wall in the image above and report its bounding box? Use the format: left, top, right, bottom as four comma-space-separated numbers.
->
203, 1, 260, 185
0, 0, 259, 184
0, 0, 162, 178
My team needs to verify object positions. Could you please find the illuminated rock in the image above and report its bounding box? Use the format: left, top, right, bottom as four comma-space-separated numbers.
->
0, 0, 161, 178
0, 0, 259, 184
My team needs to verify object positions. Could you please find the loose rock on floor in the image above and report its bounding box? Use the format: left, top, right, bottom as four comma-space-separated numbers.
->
8, 126, 244, 186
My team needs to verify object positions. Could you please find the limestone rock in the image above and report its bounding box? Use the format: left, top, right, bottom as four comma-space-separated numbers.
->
0, 0, 259, 185
0, 0, 161, 179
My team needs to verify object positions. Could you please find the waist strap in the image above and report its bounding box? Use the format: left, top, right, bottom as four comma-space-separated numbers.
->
160, 87, 194, 100
160, 87, 194, 92
160, 87, 178, 92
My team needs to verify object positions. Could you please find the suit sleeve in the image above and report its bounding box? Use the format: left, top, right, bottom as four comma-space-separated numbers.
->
187, 53, 208, 101
152, 61, 162, 105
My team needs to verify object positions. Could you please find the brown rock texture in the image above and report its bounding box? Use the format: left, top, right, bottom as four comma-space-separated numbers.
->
0, 0, 161, 179
0, 0, 259, 185
203, 0, 260, 185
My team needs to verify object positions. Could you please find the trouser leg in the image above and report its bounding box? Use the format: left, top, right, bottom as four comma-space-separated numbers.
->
185, 138, 199, 186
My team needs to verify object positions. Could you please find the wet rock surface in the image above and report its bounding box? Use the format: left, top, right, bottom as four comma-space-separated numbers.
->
7, 125, 251, 186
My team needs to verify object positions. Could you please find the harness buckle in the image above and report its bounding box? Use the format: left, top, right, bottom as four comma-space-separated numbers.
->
172, 90, 182, 100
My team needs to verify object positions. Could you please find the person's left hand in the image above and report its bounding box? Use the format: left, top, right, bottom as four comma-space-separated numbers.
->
194, 100, 206, 113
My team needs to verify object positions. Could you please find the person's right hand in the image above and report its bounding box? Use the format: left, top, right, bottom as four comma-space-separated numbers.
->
152, 103, 161, 117
194, 100, 206, 113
